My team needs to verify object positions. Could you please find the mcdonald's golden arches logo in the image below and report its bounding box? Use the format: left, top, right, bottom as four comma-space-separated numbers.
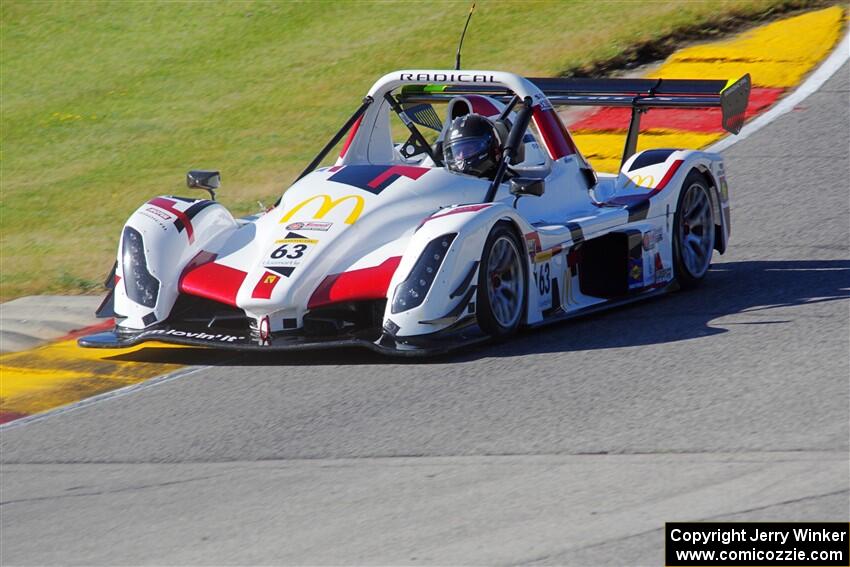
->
628, 174, 655, 189
279, 194, 365, 225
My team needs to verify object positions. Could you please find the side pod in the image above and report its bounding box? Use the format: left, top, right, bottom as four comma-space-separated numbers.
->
384, 202, 534, 339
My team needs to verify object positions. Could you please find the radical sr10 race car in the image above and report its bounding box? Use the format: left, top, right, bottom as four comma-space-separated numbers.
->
80, 69, 750, 355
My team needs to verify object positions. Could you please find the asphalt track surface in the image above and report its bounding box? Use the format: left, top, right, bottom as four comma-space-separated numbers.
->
2, 64, 848, 566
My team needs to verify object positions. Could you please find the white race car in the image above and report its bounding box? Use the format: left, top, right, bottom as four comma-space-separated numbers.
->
80, 69, 750, 355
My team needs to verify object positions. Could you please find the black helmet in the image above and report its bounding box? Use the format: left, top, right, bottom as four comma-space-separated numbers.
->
443, 114, 501, 178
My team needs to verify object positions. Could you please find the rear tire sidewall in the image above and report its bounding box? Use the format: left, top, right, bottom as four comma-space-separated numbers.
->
477, 221, 528, 337
673, 171, 716, 290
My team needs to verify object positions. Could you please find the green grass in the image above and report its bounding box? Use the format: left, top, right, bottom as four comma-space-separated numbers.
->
0, 0, 814, 299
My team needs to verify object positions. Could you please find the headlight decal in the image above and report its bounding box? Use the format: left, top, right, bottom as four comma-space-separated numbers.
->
391, 233, 456, 314
121, 227, 160, 309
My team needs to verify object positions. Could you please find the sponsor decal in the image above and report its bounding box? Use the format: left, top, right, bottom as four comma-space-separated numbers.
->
144, 207, 171, 220
398, 73, 496, 83
628, 174, 655, 190
627, 257, 643, 289
642, 228, 664, 250
279, 194, 365, 225
527, 235, 570, 268
285, 221, 332, 231
275, 237, 318, 245
140, 328, 245, 343
328, 164, 428, 194
264, 232, 316, 268
525, 231, 542, 260
533, 244, 563, 264
653, 252, 672, 285
252, 271, 282, 299
138, 210, 170, 231
532, 92, 553, 111
627, 231, 645, 290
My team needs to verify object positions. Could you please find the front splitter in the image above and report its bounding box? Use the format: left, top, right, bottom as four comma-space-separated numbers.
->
77, 325, 489, 358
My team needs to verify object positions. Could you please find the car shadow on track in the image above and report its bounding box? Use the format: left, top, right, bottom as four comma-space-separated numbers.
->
103, 259, 849, 366
483, 258, 850, 359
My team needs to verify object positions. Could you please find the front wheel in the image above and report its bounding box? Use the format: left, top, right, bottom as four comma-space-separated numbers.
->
476, 222, 527, 337
673, 171, 716, 289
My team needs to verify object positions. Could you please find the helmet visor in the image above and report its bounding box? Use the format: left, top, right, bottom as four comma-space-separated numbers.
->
444, 136, 491, 164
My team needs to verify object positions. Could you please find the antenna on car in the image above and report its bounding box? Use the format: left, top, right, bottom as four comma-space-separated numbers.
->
454, 2, 475, 70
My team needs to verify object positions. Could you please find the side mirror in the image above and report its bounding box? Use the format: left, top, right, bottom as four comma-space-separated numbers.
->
187, 170, 220, 200
509, 177, 545, 197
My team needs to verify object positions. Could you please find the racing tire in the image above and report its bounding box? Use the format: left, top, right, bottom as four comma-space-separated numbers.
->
673, 170, 716, 290
476, 221, 528, 337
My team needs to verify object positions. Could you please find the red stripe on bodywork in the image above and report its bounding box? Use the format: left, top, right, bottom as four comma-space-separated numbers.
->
148, 197, 195, 243
308, 256, 402, 309
532, 106, 578, 160
338, 115, 364, 158
367, 165, 429, 189
420, 203, 492, 229
568, 88, 783, 133
179, 260, 247, 307
654, 159, 684, 193
429, 203, 491, 220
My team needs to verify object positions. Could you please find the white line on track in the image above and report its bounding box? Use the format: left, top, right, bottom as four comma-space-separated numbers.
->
4, 30, 848, 431
0, 364, 211, 430
708, 30, 850, 153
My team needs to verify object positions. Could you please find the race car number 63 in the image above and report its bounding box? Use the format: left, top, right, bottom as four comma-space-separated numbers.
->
270, 243, 307, 259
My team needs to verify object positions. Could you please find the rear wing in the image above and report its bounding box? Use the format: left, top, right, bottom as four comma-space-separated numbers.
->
398, 74, 751, 166
529, 75, 751, 133
532, 74, 751, 166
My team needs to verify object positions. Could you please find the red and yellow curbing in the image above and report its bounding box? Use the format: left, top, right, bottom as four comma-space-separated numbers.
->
0, 322, 187, 424
569, 6, 846, 172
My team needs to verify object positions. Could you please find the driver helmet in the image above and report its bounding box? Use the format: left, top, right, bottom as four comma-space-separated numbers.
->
443, 114, 501, 178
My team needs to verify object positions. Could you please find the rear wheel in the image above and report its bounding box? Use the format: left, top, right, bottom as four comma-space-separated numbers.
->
673, 171, 715, 289
477, 222, 527, 337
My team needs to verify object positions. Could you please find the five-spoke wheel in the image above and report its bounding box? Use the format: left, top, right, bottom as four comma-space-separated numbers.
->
477, 222, 527, 337
674, 171, 716, 288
